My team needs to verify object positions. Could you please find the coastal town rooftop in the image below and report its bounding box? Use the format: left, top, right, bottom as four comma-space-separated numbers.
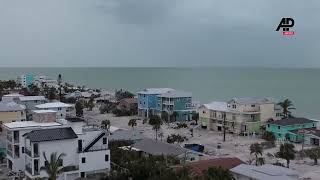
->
228, 97, 275, 105
0, 101, 25, 112
35, 102, 73, 109
18, 96, 46, 101
24, 127, 78, 142
230, 164, 299, 180
33, 109, 57, 114
3, 121, 61, 129
201, 101, 229, 112
268, 118, 315, 126
157, 90, 192, 98
137, 88, 174, 95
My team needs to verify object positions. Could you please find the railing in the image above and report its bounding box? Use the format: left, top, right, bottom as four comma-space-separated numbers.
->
84, 145, 108, 152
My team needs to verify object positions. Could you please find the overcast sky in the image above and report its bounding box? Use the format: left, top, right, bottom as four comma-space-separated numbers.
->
0, 0, 319, 67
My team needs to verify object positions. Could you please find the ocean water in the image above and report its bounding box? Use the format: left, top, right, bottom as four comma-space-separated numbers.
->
0, 67, 319, 118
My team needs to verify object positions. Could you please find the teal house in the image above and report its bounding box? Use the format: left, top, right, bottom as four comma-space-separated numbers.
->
156, 90, 195, 121
266, 118, 317, 142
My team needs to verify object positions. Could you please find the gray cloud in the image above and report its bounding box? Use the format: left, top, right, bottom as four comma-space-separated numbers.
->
0, 0, 319, 67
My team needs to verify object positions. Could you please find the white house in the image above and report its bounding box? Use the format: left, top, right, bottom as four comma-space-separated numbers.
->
3, 113, 110, 180
18, 96, 47, 121
35, 102, 73, 119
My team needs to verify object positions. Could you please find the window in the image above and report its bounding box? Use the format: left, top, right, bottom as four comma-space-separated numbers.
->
278, 126, 280, 129
267, 124, 270, 128
58, 107, 62, 110
82, 157, 86, 163
61, 114, 63, 117
80, 172, 85, 178
143, 102, 145, 105
103, 138, 107, 144
22, 147, 25, 153
105, 155, 109, 161
251, 104, 255, 107
313, 123, 315, 127
278, 133, 281, 137
45, 161, 49, 166
203, 111, 206, 114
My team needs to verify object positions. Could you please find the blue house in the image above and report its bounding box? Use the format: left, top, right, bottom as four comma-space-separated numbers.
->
137, 88, 173, 118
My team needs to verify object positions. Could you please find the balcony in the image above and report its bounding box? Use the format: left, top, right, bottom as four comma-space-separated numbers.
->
163, 101, 174, 105
61, 165, 79, 172
81, 145, 108, 153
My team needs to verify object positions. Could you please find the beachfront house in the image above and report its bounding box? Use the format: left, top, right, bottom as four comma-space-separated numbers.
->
127, 138, 201, 163
230, 164, 299, 180
0, 102, 26, 124
137, 88, 173, 118
18, 96, 47, 121
35, 102, 73, 119
1, 93, 25, 103
2, 111, 110, 179
155, 90, 195, 121
117, 98, 138, 113
266, 118, 317, 142
17, 74, 35, 88
199, 97, 280, 135
185, 158, 244, 176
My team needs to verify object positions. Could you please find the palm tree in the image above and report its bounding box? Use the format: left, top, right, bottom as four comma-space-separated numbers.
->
41, 152, 66, 180
277, 99, 295, 119
128, 119, 137, 131
202, 166, 233, 180
149, 115, 163, 141
250, 143, 263, 166
101, 120, 111, 132
276, 143, 295, 168
57, 74, 62, 101
305, 147, 320, 165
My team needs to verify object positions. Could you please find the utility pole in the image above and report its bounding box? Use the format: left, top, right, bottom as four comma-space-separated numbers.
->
223, 113, 226, 142
57, 74, 62, 101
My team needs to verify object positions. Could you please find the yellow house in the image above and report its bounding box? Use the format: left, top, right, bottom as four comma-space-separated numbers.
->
0, 102, 26, 124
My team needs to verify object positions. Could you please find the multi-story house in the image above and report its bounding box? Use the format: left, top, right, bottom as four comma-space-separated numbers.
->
3, 111, 110, 180
35, 102, 73, 119
137, 88, 173, 118
199, 97, 280, 135
266, 117, 317, 142
18, 96, 47, 121
17, 74, 35, 88
156, 90, 195, 121
0, 102, 26, 124
1, 93, 25, 103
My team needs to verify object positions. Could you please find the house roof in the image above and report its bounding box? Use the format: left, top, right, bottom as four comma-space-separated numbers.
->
157, 90, 192, 98
66, 117, 85, 122
228, 97, 274, 105
0, 102, 25, 112
109, 129, 143, 141
187, 158, 244, 175
137, 88, 174, 95
230, 164, 298, 180
35, 102, 73, 109
3, 121, 61, 129
290, 128, 320, 137
268, 118, 315, 126
132, 138, 186, 156
25, 127, 78, 142
19, 96, 46, 101
120, 98, 137, 104
3, 93, 24, 97
201, 101, 229, 112
33, 110, 57, 114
